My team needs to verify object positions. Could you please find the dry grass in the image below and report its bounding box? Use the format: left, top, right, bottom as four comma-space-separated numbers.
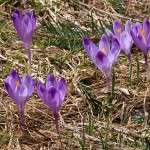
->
1, 0, 150, 149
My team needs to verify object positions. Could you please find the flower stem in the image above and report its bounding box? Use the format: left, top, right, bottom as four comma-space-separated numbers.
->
54, 113, 63, 148
19, 110, 25, 131
128, 54, 132, 65
129, 63, 132, 84
54, 113, 59, 132
144, 55, 150, 81
136, 58, 140, 83
106, 77, 110, 93
111, 70, 115, 102
25, 45, 31, 75
27, 59, 31, 76
128, 54, 132, 84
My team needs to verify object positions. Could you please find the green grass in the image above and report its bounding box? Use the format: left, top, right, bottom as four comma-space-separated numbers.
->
107, 0, 124, 14
44, 14, 104, 51
0, 0, 9, 5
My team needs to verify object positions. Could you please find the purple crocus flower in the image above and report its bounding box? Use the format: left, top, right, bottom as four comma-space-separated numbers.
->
130, 19, 150, 80
106, 20, 133, 63
82, 34, 121, 91
12, 9, 36, 75
37, 74, 67, 131
4, 69, 35, 128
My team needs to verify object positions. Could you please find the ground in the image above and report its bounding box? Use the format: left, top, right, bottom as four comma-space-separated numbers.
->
0, 0, 150, 150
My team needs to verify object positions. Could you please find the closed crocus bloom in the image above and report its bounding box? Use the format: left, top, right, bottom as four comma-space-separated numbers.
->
4, 69, 36, 128
12, 9, 36, 75
82, 34, 121, 91
131, 19, 150, 80
106, 20, 133, 63
37, 74, 67, 131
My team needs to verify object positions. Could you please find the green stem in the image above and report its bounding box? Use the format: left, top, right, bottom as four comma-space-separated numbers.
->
129, 63, 132, 84
19, 110, 25, 132
136, 58, 140, 83
54, 113, 63, 148
25, 45, 31, 75
144, 55, 149, 81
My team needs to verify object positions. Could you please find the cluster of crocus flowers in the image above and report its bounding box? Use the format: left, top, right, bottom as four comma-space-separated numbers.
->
4, 69, 36, 129
12, 9, 36, 75
37, 74, 67, 131
106, 20, 133, 63
83, 18, 150, 90
5, 70, 67, 132
6, 8, 150, 136
82, 34, 121, 92
5, 9, 67, 137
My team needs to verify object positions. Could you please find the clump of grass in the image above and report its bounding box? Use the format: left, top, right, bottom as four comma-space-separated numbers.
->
44, 14, 104, 51
108, 0, 125, 14
78, 82, 102, 115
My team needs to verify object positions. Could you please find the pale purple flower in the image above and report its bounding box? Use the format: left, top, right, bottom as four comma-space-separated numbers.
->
4, 69, 36, 127
12, 9, 36, 75
82, 34, 121, 91
106, 20, 133, 63
37, 74, 67, 131
131, 19, 150, 80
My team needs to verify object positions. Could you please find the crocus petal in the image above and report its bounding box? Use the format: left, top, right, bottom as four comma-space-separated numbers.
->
113, 20, 124, 40
95, 51, 112, 81
95, 51, 110, 71
12, 9, 23, 20
132, 22, 142, 35
22, 75, 35, 97
131, 30, 148, 54
82, 36, 99, 62
10, 69, 21, 83
24, 11, 32, 33
46, 74, 57, 89
23, 16, 33, 44
31, 12, 36, 30
99, 34, 110, 55
143, 19, 150, 38
147, 33, 150, 48
24, 10, 31, 18
120, 32, 132, 55
125, 20, 132, 34
12, 10, 25, 42
5, 76, 16, 90
5, 81, 16, 101
15, 84, 28, 111
47, 87, 61, 113
57, 78, 67, 102
105, 29, 116, 41
109, 39, 121, 64
37, 81, 47, 105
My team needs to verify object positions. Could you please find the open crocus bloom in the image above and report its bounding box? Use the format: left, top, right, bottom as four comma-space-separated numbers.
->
4, 69, 36, 127
82, 34, 121, 91
37, 74, 67, 131
12, 9, 36, 75
131, 19, 150, 80
130, 19, 150, 58
106, 20, 133, 63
